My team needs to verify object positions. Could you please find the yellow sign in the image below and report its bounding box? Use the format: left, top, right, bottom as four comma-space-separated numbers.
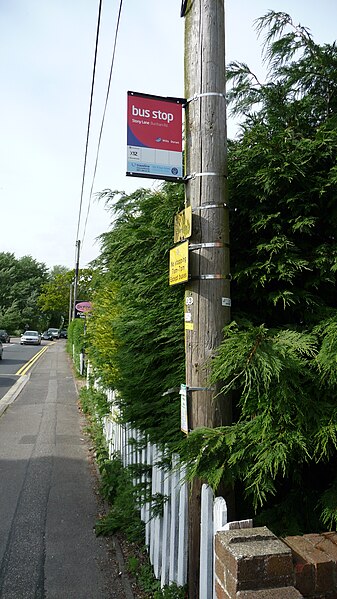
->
169, 241, 189, 285
174, 206, 192, 243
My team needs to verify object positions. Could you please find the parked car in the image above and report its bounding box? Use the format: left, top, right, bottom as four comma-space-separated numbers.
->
0, 329, 10, 343
47, 328, 60, 339
41, 331, 54, 341
20, 331, 41, 345
0, 340, 3, 360
59, 329, 68, 339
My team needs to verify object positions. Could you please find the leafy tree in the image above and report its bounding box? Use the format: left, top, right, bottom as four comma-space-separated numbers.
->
179, 12, 337, 534
49, 265, 70, 278
0, 252, 48, 332
37, 267, 94, 328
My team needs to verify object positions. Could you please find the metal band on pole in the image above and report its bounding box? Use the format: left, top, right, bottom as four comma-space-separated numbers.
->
190, 274, 231, 280
192, 203, 228, 211
185, 92, 226, 104
188, 386, 215, 391
189, 242, 229, 250
184, 171, 227, 181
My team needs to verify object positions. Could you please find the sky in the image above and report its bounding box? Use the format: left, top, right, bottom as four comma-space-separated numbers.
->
1, 0, 336, 271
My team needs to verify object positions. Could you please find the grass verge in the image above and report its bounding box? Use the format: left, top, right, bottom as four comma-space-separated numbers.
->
79, 386, 187, 599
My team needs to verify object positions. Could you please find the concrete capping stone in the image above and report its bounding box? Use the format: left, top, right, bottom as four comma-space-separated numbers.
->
306, 533, 337, 562
215, 526, 337, 598
236, 587, 303, 598
283, 534, 337, 596
215, 527, 294, 595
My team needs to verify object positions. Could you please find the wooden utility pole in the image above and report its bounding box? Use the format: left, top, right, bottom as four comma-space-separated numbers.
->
68, 282, 74, 325
182, 1, 231, 596
72, 239, 81, 320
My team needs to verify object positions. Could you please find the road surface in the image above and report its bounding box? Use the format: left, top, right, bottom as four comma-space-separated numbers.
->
0, 338, 52, 400
0, 341, 132, 598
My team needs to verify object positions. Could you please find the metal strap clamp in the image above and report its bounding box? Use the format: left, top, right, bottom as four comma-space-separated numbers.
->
189, 242, 229, 250
184, 172, 227, 181
192, 203, 228, 211
185, 92, 226, 104
190, 274, 231, 281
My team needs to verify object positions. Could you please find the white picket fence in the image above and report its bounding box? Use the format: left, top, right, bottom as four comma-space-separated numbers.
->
100, 387, 230, 598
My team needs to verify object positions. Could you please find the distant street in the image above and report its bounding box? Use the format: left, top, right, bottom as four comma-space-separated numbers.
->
0, 341, 130, 599
0, 338, 54, 400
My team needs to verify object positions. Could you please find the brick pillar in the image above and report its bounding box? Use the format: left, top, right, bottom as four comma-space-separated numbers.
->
215, 526, 302, 598
283, 533, 337, 598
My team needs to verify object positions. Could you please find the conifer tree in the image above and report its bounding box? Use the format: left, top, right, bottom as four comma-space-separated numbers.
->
179, 12, 337, 534
88, 184, 185, 446
87, 13, 337, 534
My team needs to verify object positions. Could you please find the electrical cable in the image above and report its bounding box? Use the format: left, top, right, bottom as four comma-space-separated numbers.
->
81, 0, 123, 245
74, 0, 103, 253
180, 0, 188, 18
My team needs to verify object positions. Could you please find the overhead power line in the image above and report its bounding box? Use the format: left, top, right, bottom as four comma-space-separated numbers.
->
81, 0, 124, 245
75, 0, 103, 249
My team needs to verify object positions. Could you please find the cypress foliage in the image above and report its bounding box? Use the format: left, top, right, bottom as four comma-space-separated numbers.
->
88, 183, 186, 446
179, 319, 337, 533
87, 13, 337, 534
227, 12, 337, 327
179, 12, 337, 533
85, 280, 119, 389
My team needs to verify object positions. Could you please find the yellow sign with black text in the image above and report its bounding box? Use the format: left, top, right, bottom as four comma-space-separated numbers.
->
174, 205, 192, 243
169, 241, 189, 285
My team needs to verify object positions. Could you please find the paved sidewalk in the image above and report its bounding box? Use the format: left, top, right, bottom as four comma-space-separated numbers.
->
0, 342, 132, 599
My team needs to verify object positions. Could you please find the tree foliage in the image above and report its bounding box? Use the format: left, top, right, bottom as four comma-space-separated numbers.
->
227, 12, 337, 326
87, 184, 185, 446
179, 319, 337, 533
37, 267, 94, 328
85, 13, 337, 535
85, 279, 119, 389
179, 12, 337, 533
67, 317, 86, 374
0, 252, 48, 332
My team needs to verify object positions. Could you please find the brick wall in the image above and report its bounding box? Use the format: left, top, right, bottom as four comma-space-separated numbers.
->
283, 533, 337, 599
215, 527, 337, 598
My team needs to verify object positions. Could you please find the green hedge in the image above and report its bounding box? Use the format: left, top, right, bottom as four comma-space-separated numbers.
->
67, 318, 85, 374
